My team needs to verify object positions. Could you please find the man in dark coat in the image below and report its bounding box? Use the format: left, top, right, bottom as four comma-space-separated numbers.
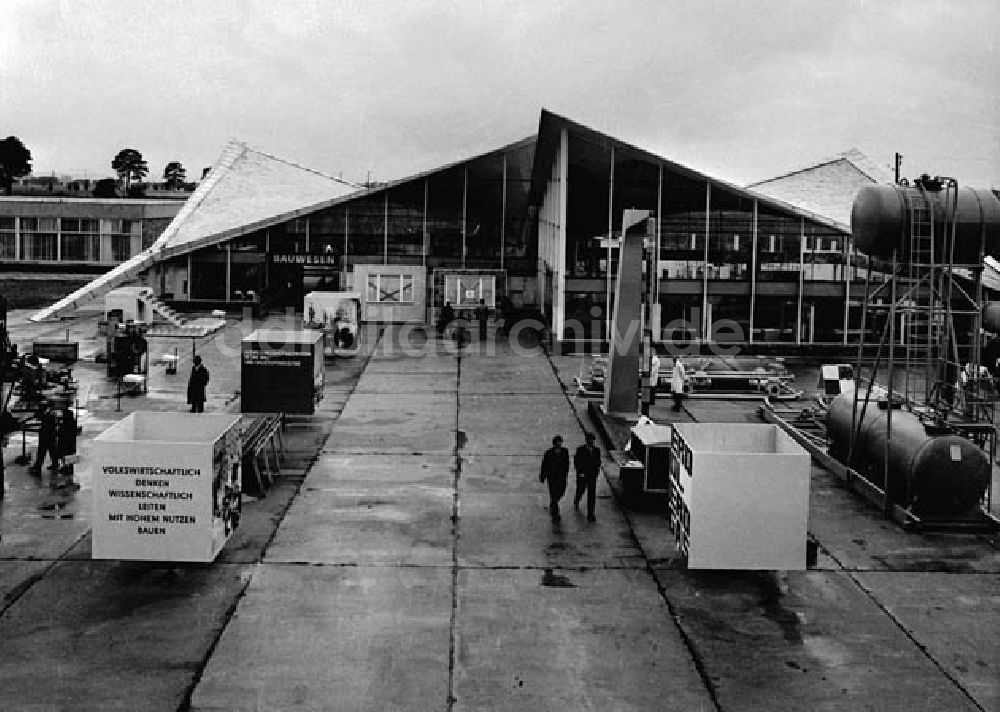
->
539, 435, 569, 521
573, 432, 601, 521
474, 299, 490, 340
53, 406, 78, 488
30, 401, 58, 475
437, 302, 455, 337
187, 355, 209, 413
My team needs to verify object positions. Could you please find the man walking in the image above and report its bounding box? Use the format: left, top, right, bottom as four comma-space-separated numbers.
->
539, 435, 569, 522
187, 355, 210, 413
573, 432, 601, 522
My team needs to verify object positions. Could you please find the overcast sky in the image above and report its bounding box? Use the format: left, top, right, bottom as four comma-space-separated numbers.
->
2, 0, 997, 188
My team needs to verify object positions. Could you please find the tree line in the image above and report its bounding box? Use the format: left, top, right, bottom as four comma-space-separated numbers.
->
0, 134, 200, 197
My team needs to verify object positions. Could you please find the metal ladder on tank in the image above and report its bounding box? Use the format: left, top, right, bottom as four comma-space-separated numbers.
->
901, 186, 939, 410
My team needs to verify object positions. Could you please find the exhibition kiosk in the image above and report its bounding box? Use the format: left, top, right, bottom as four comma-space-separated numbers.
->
104, 286, 149, 324
92, 412, 243, 562
617, 416, 673, 504
669, 423, 810, 569
303, 291, 362, 356
241, 329, 324, 414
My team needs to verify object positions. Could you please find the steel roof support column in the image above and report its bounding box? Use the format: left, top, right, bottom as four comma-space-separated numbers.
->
501, 153, 507, 275
606, 145, 615, 342
750, 199, 757, 345
701, 182, 710, 341
462, 167, 468, 269
554, 128, 568, 343
843, 240, 853, 346
344, 206, 350, 288
796, 218, 805, 344
654, 163, 662, 336
422, 178, 428, 269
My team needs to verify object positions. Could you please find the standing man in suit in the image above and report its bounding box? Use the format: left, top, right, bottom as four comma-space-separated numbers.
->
187, 355, 210, 413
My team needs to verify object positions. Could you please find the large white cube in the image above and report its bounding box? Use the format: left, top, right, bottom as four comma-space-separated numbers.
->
92, 412, 242, 562
669, 423, 810, 570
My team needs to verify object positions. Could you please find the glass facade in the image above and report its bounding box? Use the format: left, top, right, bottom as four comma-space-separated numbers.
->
186, 140, 537, 310
539, 119, 864, 346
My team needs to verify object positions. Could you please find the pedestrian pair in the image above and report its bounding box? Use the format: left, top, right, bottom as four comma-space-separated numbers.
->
539, 433, 601, 522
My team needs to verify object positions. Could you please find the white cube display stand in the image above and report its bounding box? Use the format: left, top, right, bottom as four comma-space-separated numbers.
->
105, 286, 148, 323
669, 423, 810, 570
92, 412, 242, 562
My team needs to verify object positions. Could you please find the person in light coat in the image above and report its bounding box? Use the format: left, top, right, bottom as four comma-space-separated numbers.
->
670, 356, 686, 412
649, 352, 661, 402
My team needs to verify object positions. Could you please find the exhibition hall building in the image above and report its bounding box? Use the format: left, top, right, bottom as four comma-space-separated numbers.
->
37, 110, 900, 351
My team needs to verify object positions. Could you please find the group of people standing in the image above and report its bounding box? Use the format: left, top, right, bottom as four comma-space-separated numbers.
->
436, 300, 492, 342
30, 400, 77, 488
26, 353, 208, 491
539, 432, 601, 522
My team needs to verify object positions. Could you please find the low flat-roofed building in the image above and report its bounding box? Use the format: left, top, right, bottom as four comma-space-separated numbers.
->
0, 197, 183, 268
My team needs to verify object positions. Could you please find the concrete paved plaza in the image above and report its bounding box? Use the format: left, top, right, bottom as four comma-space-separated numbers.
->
0, 313, 997, 711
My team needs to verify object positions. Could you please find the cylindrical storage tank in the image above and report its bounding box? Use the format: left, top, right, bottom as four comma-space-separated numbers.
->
851, 184, 1000, 263
826, 393, 990, 516
984, 302, 1000, 334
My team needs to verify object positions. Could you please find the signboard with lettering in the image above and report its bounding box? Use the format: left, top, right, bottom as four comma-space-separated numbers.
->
92, 412, 242, 562
272, 253, 339, 266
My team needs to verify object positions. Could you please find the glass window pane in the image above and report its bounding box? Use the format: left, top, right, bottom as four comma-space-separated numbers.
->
21, 233, 57, 260
0, 233, 15, 259
386, 183, 425, 260
60, 234, 101, 261
112, 234, 131, 261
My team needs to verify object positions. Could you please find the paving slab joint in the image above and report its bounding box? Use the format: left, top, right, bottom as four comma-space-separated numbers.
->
176, 568, 256, 712
180, 328, 386, 710
0, 529, 89, 617
846, 568, 988, 710
446, 350, 461, 711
